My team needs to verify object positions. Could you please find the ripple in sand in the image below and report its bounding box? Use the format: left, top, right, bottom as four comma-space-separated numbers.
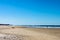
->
0, 34, 24, 40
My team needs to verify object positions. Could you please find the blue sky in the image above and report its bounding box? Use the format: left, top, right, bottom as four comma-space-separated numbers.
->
0, 0, 60, 25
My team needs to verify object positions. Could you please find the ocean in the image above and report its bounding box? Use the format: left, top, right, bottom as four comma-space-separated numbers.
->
19, 25, 60, 28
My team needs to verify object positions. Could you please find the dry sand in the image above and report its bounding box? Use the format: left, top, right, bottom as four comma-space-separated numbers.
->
0, 26, 60, 40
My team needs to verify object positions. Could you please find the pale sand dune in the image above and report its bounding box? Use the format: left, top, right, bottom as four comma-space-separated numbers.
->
0, 27, 60, 40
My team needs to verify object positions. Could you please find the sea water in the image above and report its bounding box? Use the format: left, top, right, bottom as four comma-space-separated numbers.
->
19, 25, 60, 28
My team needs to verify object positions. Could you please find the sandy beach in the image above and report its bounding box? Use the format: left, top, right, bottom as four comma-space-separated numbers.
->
0, 26, 60, 40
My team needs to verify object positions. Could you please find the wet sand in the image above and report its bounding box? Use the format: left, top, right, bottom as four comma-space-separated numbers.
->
0, 26, 60, 40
